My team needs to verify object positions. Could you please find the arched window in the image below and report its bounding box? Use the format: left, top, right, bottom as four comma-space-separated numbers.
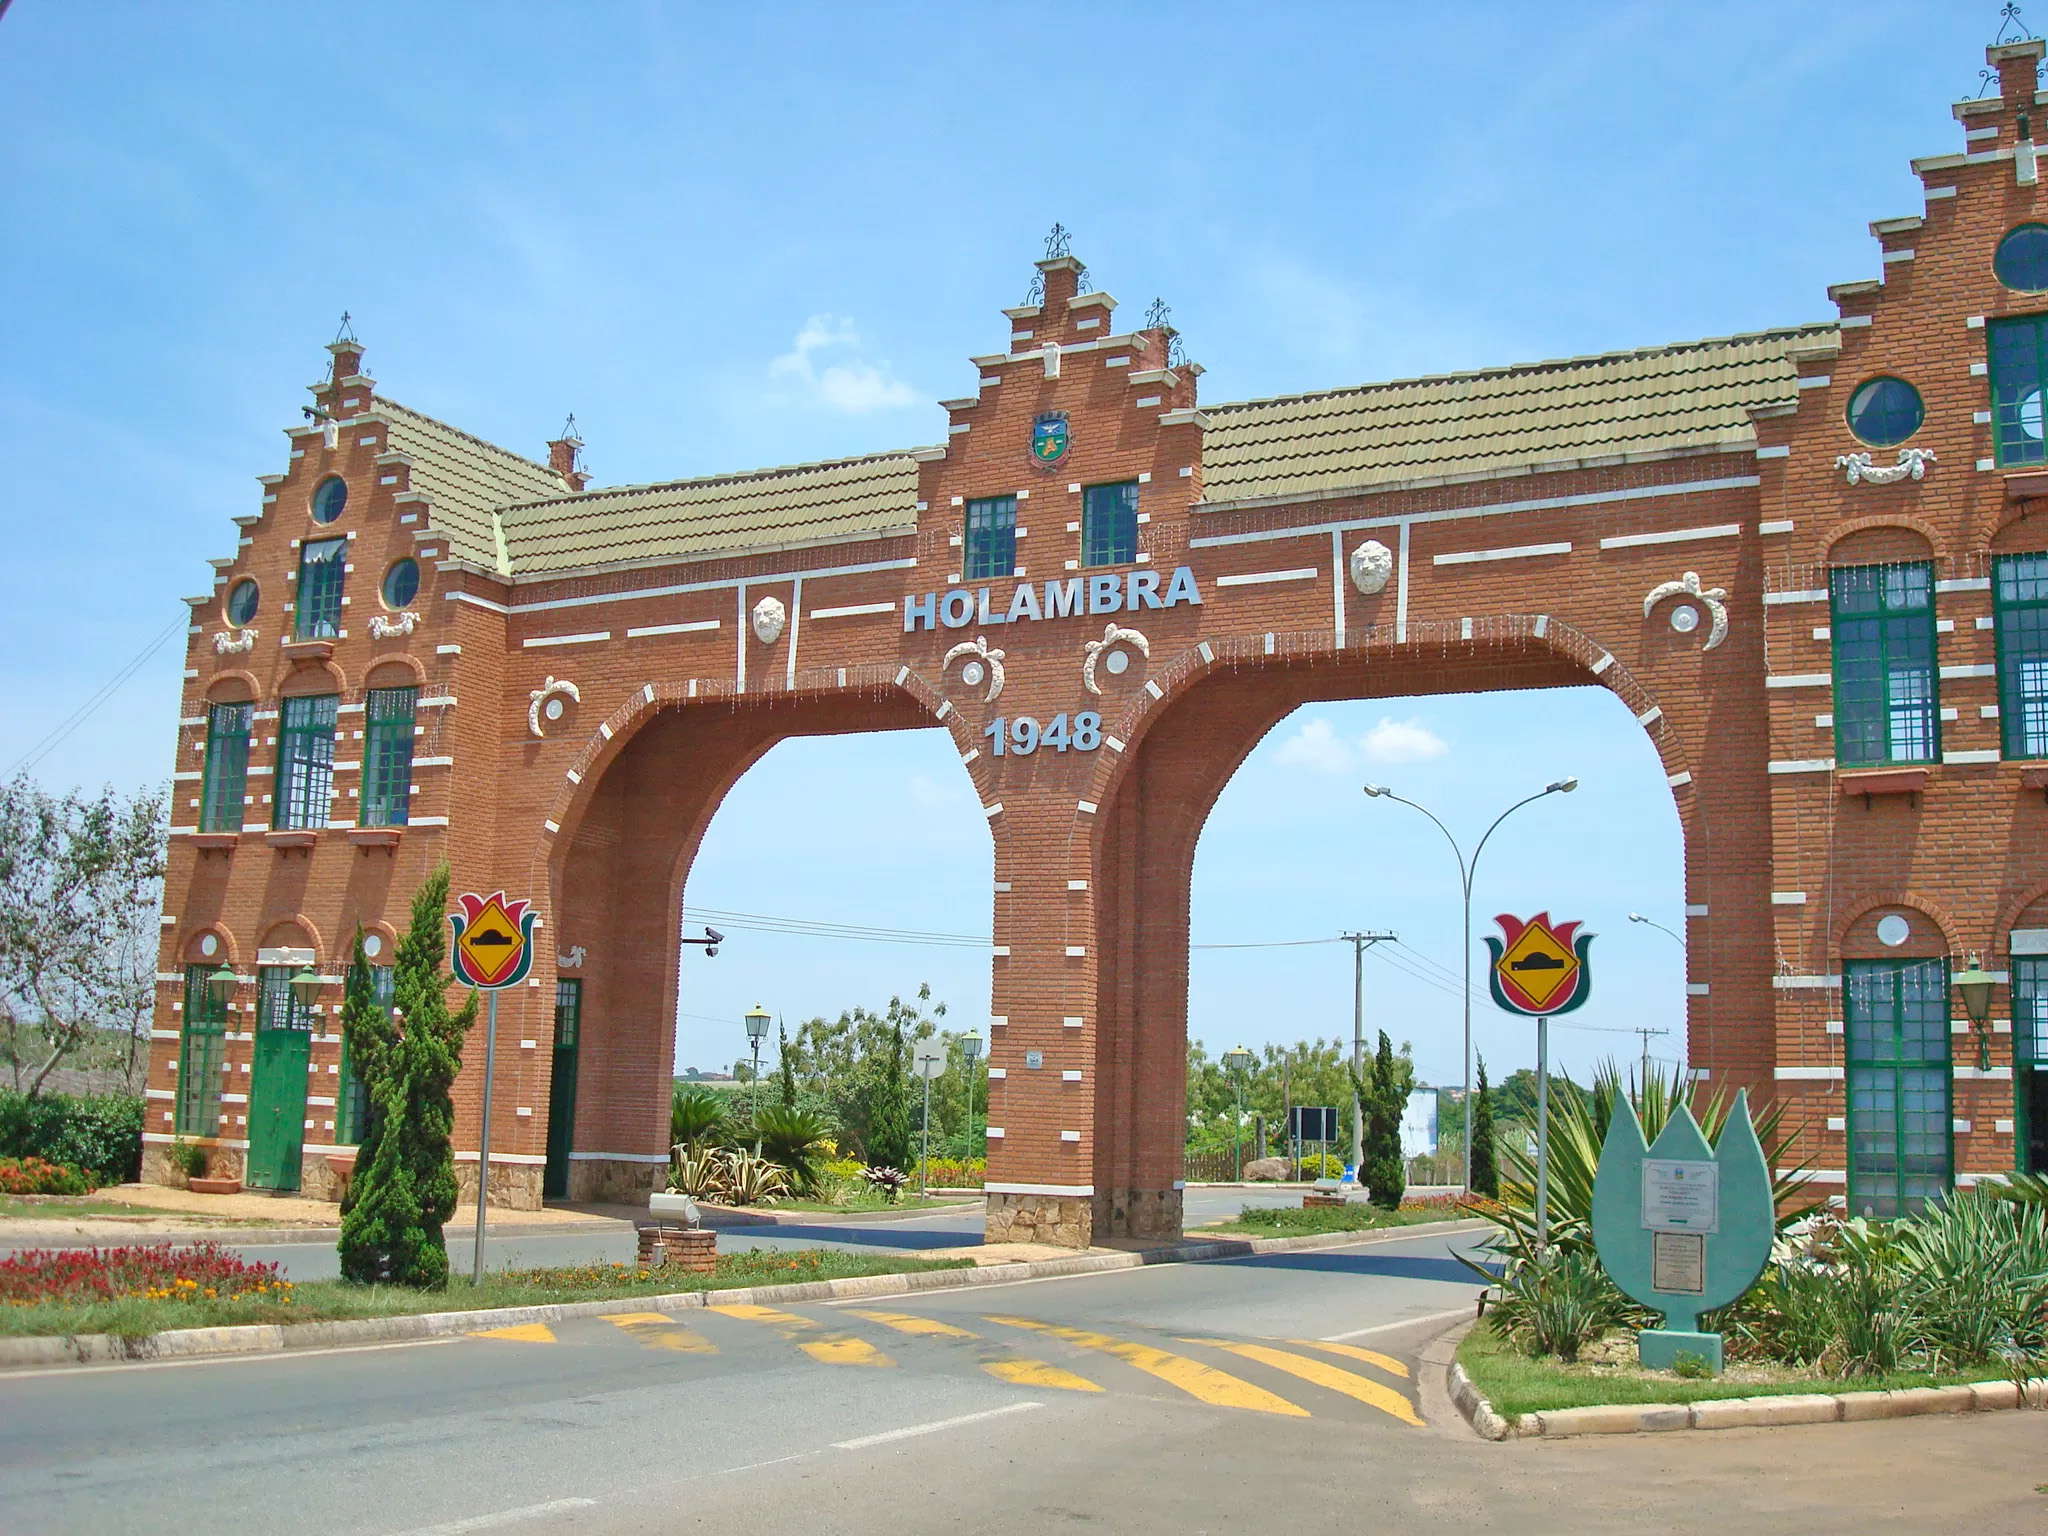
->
1995, 223, 2048, 292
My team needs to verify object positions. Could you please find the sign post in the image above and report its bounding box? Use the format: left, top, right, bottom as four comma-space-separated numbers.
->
449, 890, 539, 1285
1485, 912, 1595, 1250
913, 1043, 947, 1201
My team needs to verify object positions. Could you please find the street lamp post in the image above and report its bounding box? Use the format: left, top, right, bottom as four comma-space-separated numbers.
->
960, 1030, 986, 1157
1222, 1045, 1256, 1180
743, 1004, 770, 1147
1955, 951, 1998, 1073
1362, 777, 1577, 1191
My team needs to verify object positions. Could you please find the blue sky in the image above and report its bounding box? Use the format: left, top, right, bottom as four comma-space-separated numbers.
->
0, 2, 2008, 1086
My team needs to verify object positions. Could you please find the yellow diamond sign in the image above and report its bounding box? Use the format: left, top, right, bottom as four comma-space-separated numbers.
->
1486, 912, 1593, 1017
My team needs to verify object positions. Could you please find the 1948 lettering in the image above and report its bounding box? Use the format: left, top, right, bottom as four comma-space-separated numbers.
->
984, 711, 1103, 757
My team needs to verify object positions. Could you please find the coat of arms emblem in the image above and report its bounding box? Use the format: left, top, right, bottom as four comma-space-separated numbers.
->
1031, 411, 1071, 469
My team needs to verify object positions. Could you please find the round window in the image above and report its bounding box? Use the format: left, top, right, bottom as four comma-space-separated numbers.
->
1845, 377, 1924, 448
382, 558, 420, 610
311, 475, 348, 524
225, 578, 259, 626
1995, 223, 2048, 291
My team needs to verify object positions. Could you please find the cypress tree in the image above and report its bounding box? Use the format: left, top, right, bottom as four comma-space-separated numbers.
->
1471, 1054, 1500, 1198
337, 928, 394, 1274
334, 865, 476, 1289
866, 1011, 913, 1173
778, 1020, 797, 1109
1360, 1030, 1406, 1210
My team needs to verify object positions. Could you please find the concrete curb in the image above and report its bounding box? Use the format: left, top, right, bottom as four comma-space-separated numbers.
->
0, 1217, 1486, 1372
1441, 1339, 2048, 1441
0, 1219, 629, 1250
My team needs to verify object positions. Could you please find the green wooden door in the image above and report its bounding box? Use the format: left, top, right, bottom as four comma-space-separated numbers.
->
247, 966, 313, 1191
544, 981, 581, 1200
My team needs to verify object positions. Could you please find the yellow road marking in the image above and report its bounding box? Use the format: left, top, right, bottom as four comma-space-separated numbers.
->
1293, 1339, 1409, 1377
983, 1358, 1102, 1392
985, 1316, 1307, 1417
606, 1311, 676, 1326
1185, 1339, 1423, 1427
846, 1309, 979, 1339
705, 1303, 816, 1330
801, 1337, 895, 1367
605, 1313, 717, 1353
469, 1323, 556, 1343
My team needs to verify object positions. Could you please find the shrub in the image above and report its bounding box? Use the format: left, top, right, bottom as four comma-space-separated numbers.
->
862, 1165, 909, 1202
916, 1157, 985, 1188
1485, 1247, 1633, 1363
171, 1139, 208, 1181
719, 1150, 790, 1207
752, 1105, 833, 1193
0, 1241, 290, 1305
0, 1090, 144, 1184
671, 1085, 727, 1149
1297, 1152, 1346, 1180
0, 1156, 96, 1196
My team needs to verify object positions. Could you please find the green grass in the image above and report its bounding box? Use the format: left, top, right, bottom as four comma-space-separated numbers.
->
1193, 1200, 1470, 1237
0, 1195, 282, 1226
767, 1193, 968, 1214
0, 1248, 971, 1339
1457, 1320, 1986, 1421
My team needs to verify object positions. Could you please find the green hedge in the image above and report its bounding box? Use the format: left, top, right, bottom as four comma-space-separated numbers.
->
0, 1091, 144, 1184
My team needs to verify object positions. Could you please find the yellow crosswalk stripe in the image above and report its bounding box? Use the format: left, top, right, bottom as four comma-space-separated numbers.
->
801, 1337, 895, 1367
985, 1316, 1307, 1417
1293, 1339, 1409, 1378
845, 1309, 979, 1339
983, 1358, 1103, 1392
605, 1313, 717, 1353
1185, 1339, 1423, 1427
469, 1323, 556, 1343
705, 1303, 816, 1330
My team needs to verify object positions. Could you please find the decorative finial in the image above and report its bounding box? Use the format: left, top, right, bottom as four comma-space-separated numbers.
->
1144, 297, 1172, 332
559, 412, 582, 446
1043, 222, 1072, 260
1996, 2, 2034, 45
1074, 263, 1092, 295
1024, 270, 1045, 306
333, 311, 358, 346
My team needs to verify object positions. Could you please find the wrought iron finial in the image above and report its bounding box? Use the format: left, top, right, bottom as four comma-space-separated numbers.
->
1168, 331, 1187, 369
559, 412, 582, 445
1997, 2, 2034, 45
1074, 264, 1092, 295
1144, 297, 1172, 331
1977, 65, 2003, 99
1024, 270, 1045, 307
333, 311, 358, 345
1043, 222, 1072, 260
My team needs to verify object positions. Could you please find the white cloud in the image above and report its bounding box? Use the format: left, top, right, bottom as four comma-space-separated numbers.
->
1362, 716, 1448, 764
1273, 717, 1356, 774
1272, 713, 1449, 773
769, 314, 918, 413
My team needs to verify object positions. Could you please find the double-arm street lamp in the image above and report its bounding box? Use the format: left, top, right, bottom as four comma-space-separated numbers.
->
1361, 777, 1577, 1191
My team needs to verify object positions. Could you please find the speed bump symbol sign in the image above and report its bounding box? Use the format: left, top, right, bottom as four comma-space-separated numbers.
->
448, 890, 538, 991
1486, 911, 1594, 1016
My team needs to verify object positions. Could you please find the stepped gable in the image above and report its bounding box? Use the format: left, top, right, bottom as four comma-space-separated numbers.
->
1200, 325, 1838, 506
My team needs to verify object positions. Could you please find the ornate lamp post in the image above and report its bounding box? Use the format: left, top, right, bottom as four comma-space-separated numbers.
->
1222, 1045, 1256, 1180
1955, 952, 1998, 1073
960, 1030, 986, 1158
743, 1004, 771, 1128
1362, 778, 1577, 1191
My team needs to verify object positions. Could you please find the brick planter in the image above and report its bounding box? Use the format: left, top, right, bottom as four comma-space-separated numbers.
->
187, 1177, 243, 1196
637, 1225, 716, 1273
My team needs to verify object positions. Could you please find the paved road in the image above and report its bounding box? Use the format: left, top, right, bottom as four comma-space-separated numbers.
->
7, 1221, 2048, 1534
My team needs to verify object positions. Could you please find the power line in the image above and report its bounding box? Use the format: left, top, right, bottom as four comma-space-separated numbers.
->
10, 613, 187, 778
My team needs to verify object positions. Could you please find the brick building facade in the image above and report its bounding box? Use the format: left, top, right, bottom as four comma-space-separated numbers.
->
149, 42, 2048, 1242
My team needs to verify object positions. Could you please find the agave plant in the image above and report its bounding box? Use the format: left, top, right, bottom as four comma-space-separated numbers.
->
861, 1165, 910, 1203
670, 1144, 728, 1200
719, 1149, 791, 1207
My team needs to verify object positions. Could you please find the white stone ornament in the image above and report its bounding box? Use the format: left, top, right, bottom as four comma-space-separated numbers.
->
1836, 448, 1936, 486
1082, 622, 1149, 695
1643, 571, 1729, 652
528, 676, 580, 738
943, 635, 1006, 703
370, 611, 418, 639
214, 628, 258, 655
1349, 539, 1394, 596
1877, 913, 1911, 948
751, 596, 786, 645
558, 945, 587, 970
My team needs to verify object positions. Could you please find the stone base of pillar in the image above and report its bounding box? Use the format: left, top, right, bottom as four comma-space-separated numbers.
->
564, 1157, 668, 1205
453, 1160, 545, 1211
985, 1190, 1092, 1248
1094, 1187, 1183, 1241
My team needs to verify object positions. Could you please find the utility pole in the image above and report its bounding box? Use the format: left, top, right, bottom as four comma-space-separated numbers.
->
1340, 931, 1398, 1179
1633, 1026, 1671, 1099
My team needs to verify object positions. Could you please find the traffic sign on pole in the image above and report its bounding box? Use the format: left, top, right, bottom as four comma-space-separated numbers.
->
449, 891, 538, 1284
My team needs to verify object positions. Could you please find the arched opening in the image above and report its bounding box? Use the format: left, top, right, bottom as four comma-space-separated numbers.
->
543, 689, 986, 1203
1085, 634, 1697, 1237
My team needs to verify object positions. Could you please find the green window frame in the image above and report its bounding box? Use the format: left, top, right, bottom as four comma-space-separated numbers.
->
295, 537, 348, 639
361, 686, 418, 827
1830, 563, 1938, 767
1995, 553, 2048, 758
176, 966, 227, 1137
257, 965, 316, 1034
1991, 314, 2048, 467
964, 495, 1017, 582
1081, 481, 1138, 568
199, 701, 253, 833
556, 979, 581, 1048
1844, 957, 1953, 1219
275, 694, 337, 830
336, 963, 392, 1144
2016, 955, 2048, 1070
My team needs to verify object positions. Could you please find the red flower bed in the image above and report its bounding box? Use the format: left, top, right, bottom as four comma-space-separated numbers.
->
0, 1242, 293, 1306
0, 1156, 96, 1196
